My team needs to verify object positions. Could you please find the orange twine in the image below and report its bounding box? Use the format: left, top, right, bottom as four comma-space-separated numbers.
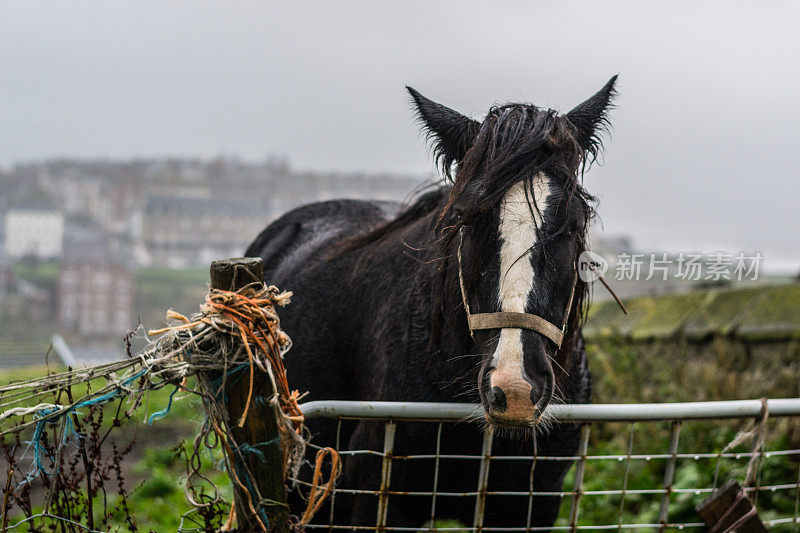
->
204, 288, 304, 427
297, 447, 342, 527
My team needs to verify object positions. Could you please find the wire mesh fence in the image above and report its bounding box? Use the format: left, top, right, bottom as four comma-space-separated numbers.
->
291, 399, 800, 531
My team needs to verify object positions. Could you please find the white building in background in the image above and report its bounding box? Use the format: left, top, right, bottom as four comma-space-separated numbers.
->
4, 209, 64, 259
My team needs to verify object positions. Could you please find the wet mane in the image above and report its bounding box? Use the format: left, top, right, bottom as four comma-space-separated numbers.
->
335, 185, 448, 254
449, 103, 589, 208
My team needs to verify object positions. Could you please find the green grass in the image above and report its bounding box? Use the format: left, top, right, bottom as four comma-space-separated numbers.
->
552, 420, 799, 531
13, 259, 58, 286
136, 265, 209, 286
0, 264, 211, 364
135, 266, 209, 333
0, 364, 57, 382
0, 263, 224, 530
0, 366, 207, 531
738, 284, 800, 340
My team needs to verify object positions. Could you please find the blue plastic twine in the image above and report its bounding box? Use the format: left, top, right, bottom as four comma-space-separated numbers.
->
148, 386, 179, 425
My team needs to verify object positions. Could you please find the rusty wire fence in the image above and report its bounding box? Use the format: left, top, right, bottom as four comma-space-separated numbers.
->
291, 399, 800, 531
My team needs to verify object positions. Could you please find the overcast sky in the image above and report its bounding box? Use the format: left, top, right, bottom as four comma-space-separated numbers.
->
1, 2, 798, 271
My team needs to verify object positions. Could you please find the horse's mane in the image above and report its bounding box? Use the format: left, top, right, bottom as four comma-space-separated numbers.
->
335, 184, 448, 254
448, 103, 591, 208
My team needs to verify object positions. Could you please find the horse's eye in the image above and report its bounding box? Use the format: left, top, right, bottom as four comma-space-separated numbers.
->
453, 209, 465, 224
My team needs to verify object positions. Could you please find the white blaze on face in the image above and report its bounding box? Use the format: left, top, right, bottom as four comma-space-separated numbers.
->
498, 174, 550, 313
489, 173, 551, 415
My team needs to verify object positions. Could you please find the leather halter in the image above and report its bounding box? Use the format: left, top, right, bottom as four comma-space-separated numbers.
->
457, 228, 576, 349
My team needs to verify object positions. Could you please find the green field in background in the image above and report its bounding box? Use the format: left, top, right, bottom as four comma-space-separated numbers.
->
1, 263, 210, 364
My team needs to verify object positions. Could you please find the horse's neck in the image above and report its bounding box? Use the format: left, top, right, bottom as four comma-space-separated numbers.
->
396, 212, 472, 355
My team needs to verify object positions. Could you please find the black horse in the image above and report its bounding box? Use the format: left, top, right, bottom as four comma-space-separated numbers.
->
246, 77, 617, 530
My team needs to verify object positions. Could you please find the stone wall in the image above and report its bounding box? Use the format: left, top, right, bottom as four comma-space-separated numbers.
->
583, 283, 800, 403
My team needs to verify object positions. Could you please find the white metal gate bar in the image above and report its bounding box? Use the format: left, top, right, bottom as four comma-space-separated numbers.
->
299, 398, 800, 421
657, 421, 681, 531
472, 426, 494, 532
616, 425, 636, 529
376, 421, 396, 531
525, 435, 539, 530
294, 399, 800, 531
568, 424, 590, 531
428, 421, 444, 531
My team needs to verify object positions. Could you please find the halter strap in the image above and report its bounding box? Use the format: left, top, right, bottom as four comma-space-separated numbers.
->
457, 228, 576, 349
468, 312, 565, 347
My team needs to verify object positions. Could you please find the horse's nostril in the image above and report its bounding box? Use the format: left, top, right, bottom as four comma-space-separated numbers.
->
488, 386, 507, 413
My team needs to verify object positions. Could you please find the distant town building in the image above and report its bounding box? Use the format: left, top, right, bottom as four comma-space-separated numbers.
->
139, 169, 422, 266
4, 157, 427, 267
4, 209, 64, 259
57, 261, 134, 336
57, 224, 135, 336
0, 253, 12, 299
142, 195, 268, 267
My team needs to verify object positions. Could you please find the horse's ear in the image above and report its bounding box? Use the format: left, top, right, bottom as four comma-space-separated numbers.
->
406, 86, 481, 176
565, 75, 618, 157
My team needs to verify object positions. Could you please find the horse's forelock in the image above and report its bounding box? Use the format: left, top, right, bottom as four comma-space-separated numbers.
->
446, 104, 590, 218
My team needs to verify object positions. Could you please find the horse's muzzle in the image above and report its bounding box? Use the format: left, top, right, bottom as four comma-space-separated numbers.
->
478, 350, 555, 427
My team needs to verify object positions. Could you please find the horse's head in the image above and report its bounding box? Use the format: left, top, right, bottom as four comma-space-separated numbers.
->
409, 77, 616, 427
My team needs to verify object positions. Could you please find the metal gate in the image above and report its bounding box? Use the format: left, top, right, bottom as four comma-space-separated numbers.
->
292, 399, 800, 531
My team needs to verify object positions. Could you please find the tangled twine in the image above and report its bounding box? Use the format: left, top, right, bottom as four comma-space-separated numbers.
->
148, 283, 304, 427
0, 280, 340, 532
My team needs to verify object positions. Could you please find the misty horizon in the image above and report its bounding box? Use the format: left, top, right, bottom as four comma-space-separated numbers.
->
2, 2, 798, 272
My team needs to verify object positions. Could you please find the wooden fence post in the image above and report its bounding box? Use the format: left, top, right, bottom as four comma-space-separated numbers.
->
210, 257, 289, 532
